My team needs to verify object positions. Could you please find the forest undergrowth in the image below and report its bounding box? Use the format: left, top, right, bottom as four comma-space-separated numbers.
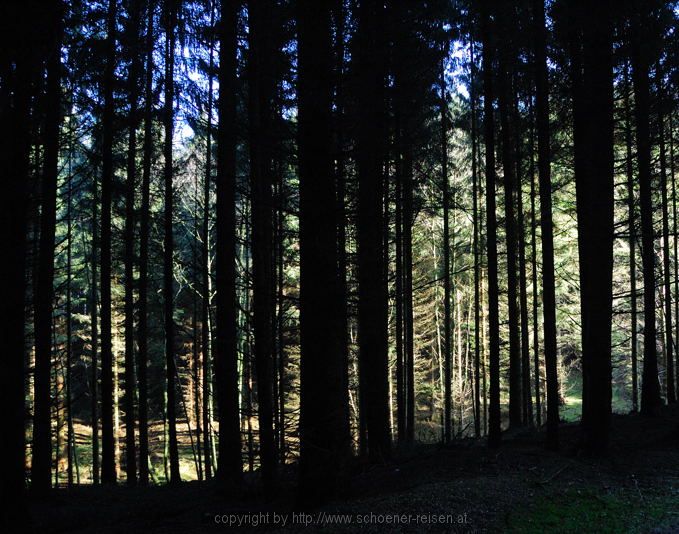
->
30, 405, 679, 533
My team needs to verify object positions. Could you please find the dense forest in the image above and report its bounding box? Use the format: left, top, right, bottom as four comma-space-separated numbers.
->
2, 0, 679, 531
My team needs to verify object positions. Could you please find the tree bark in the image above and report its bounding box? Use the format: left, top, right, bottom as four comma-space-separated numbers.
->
32, 0, 64, 493
215, 0, 243, 484
297, 0, 350, 504
163, 0, 180, 483
137, 0, 155, 486
356, 0, 391, 461
515, 96, 533, 427
631, 0, 662, 416
572, 0, 615, 452
1, 0, 45, 511
248, 0, 278, 483
623, 61, 639, 413
532, 0, 559, 448
496, 6, 522, 428
480, 1, 501, 448
441, 42, 452, 444
100, 0, 119, 484
123, 0, 143, 485
657, 67, 675, 403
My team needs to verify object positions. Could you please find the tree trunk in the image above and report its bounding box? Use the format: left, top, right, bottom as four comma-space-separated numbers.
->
215, 0, 242, 484
623, 61, 639, 413
123, 0, 143, 485
441, 41, 452, 444
573, 0, 615, 452
480, 1, 501, 448
32, 0, 64, 493
100, 0, 119, 484
657, 68, 675, 403
200, 0, 215, 482
66, 167, 74, 487
332, 0, 352, 452
631, 0, 662, 416
670, 114, 679, 397
496, 8, 522, 428
532, 0, 559, 448
91, 168, 100, 485
356, 0, 391, 461
137, 0, 155, 486
163, 0, 180, 483
248, 0, 278, 483
529, 118, 542, 428
515, 97, 533, 427
470, 35, 482, 439
395, 131, 405, 442
0, 1, 36, 513
297, 0, 350, 504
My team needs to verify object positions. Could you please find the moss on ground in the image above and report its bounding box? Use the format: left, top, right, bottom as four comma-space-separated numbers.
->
507, 488, 678, 533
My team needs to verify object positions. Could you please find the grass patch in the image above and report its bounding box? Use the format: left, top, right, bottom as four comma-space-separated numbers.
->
506, 489, 677, 533
561, 373, 631, 423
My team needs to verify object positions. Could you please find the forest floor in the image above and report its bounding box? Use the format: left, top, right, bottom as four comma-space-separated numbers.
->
29, 405, 679, 533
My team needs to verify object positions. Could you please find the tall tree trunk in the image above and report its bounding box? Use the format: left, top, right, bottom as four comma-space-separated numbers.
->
274, 165, 286, 462
100, 0, 119, 484
480, 1, 501, 448
298, 0, 349, 504
32, 0, 64, 493
631, 0, 662, 416
671, 115, 679, 397
193, 177, 203, 482
470, 35, 482, 439
163, 0, 180, 483
392, 0, 416, 443
123, 0, 143, 485
332, 0, 352, 452
395, 133, 405, 441
215, 0, 242, 484
248, 0, 278, 483
201, 0, 215, 482
657, 68, 675, 403
0, 1, 37, 515
532, 0, 559, 448
496, 8, 522, 428
515, 97, 533, 427
403, 162, 415, 442
440, 44, 452, 443
623, 61, 639, 413
137, 0, 155, 486
441, 42, 452, 444
357, 0, 391, 461
573, 0, 615, 452
66, 169, 74, 487
528, 117, 542, 428
91, 170, 100, 485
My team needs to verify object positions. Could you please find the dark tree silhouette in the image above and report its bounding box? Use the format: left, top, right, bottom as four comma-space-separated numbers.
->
356, 0, 391, 461
297, 0, 349, 504
573, 0, 615, 453
480, 0, 501, 448
248, 0, 278, 483
100, 0, 118, 484
631, 0, 662, 416
215, 0, 242, 485
123, 0, 143, 485
0, 0, 47, 519
32, 0, 63, 494
532, 0, 560, 449
137, 0, 155, 486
